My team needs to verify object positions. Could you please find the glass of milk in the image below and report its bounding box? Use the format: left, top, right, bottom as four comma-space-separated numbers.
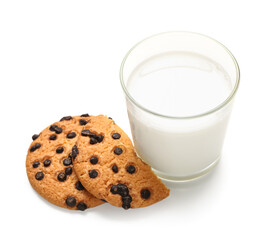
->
120, 32, 240, 181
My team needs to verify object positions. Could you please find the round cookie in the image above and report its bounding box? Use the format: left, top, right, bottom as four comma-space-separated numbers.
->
73, 115, 170, 209
26, 115, 104, 210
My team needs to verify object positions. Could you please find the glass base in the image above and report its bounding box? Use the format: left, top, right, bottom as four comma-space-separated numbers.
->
152, 156, 220, 182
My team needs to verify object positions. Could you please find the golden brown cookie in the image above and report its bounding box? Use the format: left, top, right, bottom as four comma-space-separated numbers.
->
73, 115, 170, 209
26, 115, 104, 210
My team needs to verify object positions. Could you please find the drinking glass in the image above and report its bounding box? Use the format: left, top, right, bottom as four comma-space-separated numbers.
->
120, 32, 240, 181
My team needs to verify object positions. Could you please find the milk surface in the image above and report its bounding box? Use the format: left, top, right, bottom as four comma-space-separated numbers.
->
127, 52, 232, 117
126, 52, 233, 178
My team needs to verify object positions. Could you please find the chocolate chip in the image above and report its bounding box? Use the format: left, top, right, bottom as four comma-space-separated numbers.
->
89, 133, 96, 138
49, 125, 56, 131
90, 156, 98, 165
60, 116, 72, 121
110, 183, 131, 209
141, 189, 151, 199
32, 161, 40, 168
96, 134, 104, 143
110, 184, 129, 197
89, 170, 98, 178
90, 137, 98, 145
49, 134, 57, 140
35, 172, 44, 180
122, 195, 132, 205
43, 159, 51, 167
108, 117, 113, 120
126, 165, 136, 174
100, 199, 107, 202
49, 125, 63, 134
63, 158, 72, 166
89, 131, 97, 137
32, 134, 40, 141
112, 133, 121, 139
57, 172, 66, 181
118, 185, 129, 197
30, 143, 41, 152
56, 146, 64, 153
55, 128, 62, 134
122, 195, 132, 210
65, 196, 76, 207
81, 129, 97, 138
81, 129, 91, 137
110, 185, 118, 194
79, 119, 88, 125
66, 132, 76, 139
80, 113, 90, 117
75, 181, 85, 190
112, 164, 118, 173
72, 145, 79, 160
114, 147, 123, 155
77, 202, 87, 211
65, 167, 72, 175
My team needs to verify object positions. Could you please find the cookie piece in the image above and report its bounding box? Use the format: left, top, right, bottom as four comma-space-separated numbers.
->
73, 115, 170, 209
26, 115, 103, 210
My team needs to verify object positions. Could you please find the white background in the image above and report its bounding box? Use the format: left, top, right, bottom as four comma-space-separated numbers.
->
0, 0, 266, 239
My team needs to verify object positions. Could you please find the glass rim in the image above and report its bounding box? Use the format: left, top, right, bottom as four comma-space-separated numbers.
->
120, 31, 240, 119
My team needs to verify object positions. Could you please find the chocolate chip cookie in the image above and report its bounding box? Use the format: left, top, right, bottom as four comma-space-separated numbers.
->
26, 115, 103, 210
73, 115, 170, 209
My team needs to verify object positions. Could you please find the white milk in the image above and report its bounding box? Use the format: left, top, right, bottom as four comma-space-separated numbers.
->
126, 52, 233, 179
